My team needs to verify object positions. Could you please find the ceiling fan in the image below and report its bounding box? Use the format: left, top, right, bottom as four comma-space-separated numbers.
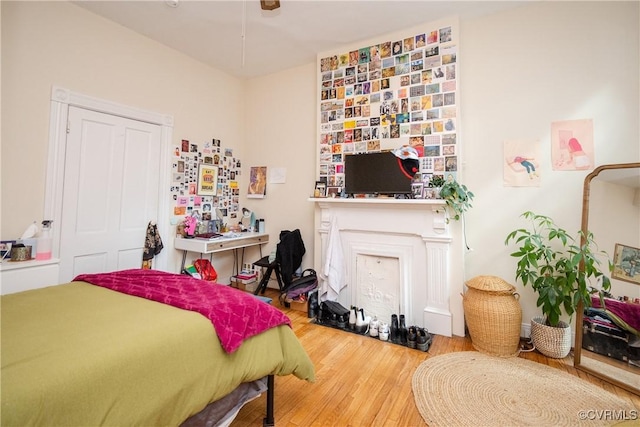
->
260, 0, 280, 11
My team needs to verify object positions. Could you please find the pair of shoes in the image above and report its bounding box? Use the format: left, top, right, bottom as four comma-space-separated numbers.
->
407, 326, 417, 349
390, 314, 409, 345
416, 328, 432, 352
379, 322, 390, 341
369, 317, 379, 337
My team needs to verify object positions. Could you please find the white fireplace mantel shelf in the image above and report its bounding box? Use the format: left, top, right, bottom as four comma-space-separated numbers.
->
308, 197, 446, 206
310, 197, 465, 337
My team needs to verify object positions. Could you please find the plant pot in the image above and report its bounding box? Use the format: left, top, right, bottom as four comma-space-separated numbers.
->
530, 316, 571, 358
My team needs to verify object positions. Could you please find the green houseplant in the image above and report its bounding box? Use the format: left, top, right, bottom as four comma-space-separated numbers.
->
505, 211, 611, 358
438, 178, 474, 222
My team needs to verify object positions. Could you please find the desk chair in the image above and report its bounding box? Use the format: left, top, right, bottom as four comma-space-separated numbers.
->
253, 229, 305, 295
252, 256, 284, 295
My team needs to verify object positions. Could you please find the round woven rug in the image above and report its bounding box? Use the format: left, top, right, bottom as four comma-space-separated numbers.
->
412, 351, 637, 427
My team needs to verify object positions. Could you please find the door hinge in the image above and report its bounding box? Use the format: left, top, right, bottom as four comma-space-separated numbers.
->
66, 121, 71, 134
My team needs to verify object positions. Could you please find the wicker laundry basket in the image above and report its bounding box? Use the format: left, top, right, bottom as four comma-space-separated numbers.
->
463, 275, 522, 357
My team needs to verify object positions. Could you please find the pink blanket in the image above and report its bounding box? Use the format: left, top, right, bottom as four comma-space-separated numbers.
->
74, 269, 291, 353
591, 296, 640, 335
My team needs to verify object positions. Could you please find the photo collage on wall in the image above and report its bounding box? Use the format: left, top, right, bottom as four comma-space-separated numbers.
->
171, 138, 241, 230
318, 24, 458, 198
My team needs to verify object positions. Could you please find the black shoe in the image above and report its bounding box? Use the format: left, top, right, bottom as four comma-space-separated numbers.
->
417, 328, 432, 352
337, 314, 347, 329
407, 326, 417, 349
390, 314, 399, 344
330, 313, 338, 327
399, 315, 408, 345
307, 291, 319, 319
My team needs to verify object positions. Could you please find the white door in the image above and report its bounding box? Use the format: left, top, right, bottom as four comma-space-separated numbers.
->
59, 106, 162, 282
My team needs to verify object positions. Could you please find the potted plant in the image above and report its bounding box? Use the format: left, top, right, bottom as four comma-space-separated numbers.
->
438, 178, 474, 222
504, 211, 611, 358
428, 174, 446, 189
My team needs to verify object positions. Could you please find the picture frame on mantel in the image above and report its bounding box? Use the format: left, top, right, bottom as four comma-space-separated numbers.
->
314, 181, 327, 198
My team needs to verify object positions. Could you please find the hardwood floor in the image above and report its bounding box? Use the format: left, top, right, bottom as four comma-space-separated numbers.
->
232, 290, 640, 426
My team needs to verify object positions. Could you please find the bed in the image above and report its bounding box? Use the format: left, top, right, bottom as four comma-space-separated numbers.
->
1, 269, 315, 426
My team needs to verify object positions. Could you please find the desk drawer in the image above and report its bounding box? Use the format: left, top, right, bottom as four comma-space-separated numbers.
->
205, 235, 268, 252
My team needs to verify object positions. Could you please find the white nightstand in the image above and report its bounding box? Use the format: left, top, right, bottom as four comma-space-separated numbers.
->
0, 259, 60, 295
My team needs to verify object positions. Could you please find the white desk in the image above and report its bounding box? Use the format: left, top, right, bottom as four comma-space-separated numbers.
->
174, 232, 269, 273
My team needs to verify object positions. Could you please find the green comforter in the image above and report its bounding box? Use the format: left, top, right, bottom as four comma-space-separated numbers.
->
1, 282, 315, 426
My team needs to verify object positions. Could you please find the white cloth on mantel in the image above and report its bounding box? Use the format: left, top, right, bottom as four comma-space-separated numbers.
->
319, 216, 346, 302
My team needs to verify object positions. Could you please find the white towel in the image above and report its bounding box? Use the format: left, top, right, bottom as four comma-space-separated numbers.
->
320, 216, 346, 301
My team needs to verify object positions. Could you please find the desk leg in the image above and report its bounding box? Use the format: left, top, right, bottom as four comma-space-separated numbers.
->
180, 250, 187, 273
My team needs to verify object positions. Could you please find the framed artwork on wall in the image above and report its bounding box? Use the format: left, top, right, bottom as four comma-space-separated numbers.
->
247, 166, 267, 198
612, 243, 640, 285
197, 164, 218, 196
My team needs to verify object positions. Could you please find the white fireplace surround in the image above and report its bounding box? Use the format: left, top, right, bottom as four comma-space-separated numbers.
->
312, 198, 465, 337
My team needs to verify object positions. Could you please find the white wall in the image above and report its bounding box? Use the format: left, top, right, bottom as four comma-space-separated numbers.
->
461, 2, 639, 329
242, 64, 317, 270
1, 1, 247, 277
2, 1, 638, 333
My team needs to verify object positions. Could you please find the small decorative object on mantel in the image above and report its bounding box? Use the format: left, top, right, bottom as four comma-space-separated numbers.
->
314, 181, 327, 198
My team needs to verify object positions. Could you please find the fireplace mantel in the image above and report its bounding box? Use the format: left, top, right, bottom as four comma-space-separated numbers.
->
311, 197, 465, 337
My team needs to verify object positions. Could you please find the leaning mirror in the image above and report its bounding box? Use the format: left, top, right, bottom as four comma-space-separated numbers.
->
574, 162, 640, 395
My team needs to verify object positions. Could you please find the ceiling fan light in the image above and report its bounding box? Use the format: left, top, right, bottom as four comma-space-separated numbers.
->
260, 0, 280, 11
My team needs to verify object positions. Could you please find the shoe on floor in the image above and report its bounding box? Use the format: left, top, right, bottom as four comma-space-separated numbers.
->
416, 328, 432, 352
407, 326, 417, 349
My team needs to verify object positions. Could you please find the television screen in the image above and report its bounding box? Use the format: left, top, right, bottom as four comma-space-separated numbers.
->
344, 152, 416, 195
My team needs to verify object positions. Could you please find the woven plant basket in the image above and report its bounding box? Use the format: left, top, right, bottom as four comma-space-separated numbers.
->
462, 276, 522, 357
530, 316, 571, 359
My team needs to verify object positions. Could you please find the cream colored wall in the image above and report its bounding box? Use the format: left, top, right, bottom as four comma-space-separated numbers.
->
242, 64, 317, 268
2, 1, 638, 331
461, 1, 639, 332
1, 1, 246, 276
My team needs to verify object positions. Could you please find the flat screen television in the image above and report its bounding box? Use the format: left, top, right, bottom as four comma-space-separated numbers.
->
344, 151, 416, 196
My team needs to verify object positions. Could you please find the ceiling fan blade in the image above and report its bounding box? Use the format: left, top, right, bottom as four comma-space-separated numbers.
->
260, 0, 280, 11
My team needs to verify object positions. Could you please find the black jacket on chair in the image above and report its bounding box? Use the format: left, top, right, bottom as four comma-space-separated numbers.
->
276, 229, 306, 288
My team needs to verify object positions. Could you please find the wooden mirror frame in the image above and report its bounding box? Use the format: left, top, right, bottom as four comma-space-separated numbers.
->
574, 162, 640, 396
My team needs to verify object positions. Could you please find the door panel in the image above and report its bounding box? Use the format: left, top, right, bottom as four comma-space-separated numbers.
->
59, 106, 161, 282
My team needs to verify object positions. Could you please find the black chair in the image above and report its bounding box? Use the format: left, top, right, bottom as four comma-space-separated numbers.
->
253, 229, 305, 295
